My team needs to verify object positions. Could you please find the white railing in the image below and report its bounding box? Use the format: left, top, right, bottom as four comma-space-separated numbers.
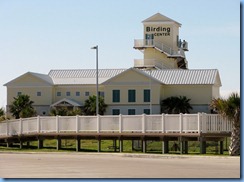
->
134, 39, 185, 58
134, 59, 170, 69
0, 113, 232, 136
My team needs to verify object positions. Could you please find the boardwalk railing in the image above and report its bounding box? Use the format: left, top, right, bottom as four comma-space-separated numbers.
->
0, 113, 232, 136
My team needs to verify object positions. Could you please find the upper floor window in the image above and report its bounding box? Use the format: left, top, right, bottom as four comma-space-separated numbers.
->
17, 92, 22, 96
76, 92, 80, 96
128, 90, 136, 102
37, 92, 41, 96
112, 90, 120, 102
57, 92, 61, 96
85, 92, 90, 96
66, 92, 71, 96
99, 91, 105, 98
144, 89, 150, 102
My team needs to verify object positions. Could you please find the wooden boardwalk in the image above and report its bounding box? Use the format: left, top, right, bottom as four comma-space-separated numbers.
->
0, 114, 231, 154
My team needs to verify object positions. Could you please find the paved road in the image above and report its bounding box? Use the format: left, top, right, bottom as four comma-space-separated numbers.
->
0, 152, 240, 178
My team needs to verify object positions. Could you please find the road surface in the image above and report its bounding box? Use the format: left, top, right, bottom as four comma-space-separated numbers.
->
0, 152, 240, 178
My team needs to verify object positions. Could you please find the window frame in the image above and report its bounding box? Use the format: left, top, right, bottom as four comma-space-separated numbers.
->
128, 90, 136, 102
112, 90, 120, 103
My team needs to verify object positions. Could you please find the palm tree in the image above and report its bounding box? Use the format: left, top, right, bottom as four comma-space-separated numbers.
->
83, 95, 107, 115
0, 107, 5, 121
9, 94, 36, 119
210, 93, 240, 156
161, 96, 192, 114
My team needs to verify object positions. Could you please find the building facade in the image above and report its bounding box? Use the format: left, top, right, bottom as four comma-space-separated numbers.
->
4, 13, 222, 116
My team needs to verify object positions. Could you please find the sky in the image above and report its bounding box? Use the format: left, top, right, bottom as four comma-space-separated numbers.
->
0, 0, 240, 108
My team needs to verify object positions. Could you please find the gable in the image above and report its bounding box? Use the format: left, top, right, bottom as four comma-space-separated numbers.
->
103, 68, 161, 86
4, 72, 53, 87
142, 13, 181, 26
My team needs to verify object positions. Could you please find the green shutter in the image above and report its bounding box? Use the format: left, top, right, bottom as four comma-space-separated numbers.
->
128, 90, 136, 102
144, 89, 150, 102
113, 90, 120, 102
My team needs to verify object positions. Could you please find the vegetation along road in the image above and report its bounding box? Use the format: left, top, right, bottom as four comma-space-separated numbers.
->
0, 152, 240, 178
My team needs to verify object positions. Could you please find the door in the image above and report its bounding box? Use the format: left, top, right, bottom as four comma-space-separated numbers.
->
145, 34, 154, 46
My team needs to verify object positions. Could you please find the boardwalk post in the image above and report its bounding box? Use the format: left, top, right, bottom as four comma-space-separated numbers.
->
76, 137, 80, 152
38, 139, 43, 149
119, 138, 123, 152
142, 139, 146, 153
220, 141, 224, 154
97, 138, 101, 152
162, 140, 169, 154
200, 137, 206, 154
57, 138, 61, 150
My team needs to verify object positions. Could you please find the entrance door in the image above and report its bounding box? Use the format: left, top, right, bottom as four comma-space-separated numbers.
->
145, 34, 154, 46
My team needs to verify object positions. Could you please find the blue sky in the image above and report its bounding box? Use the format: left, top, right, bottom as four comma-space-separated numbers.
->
0, 0, 240, 108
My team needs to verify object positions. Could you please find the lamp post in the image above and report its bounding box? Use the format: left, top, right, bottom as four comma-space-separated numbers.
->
149, 69, 152, 114
91, 45, 99, 116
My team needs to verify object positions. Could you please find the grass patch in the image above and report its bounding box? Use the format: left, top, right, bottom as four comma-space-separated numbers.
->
0, 138, 230, 155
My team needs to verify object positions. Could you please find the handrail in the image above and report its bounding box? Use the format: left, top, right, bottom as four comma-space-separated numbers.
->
0, 113, 232, 137
134, 39, 185, 58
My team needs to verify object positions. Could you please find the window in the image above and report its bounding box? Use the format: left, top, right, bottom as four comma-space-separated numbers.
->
76, 92, 80, 96
143, 109, 150, 115
66, 92, 71, 96
99, 91, 105, 98
17, 92, 22, 96
128, 90, 136, 102
112, 90, 120, 102
128, 109, 136, 115
57, 92, 61, 96
112, 109, 120, 115
85, 92, 89, 96
37, 92, 41, 96
144, 89, 150, 102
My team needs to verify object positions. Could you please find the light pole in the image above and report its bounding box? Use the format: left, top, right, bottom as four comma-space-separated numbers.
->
91, 45, 99, 115
149, 69, 152, 114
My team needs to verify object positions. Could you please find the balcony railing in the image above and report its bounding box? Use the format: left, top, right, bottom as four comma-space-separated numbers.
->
0, 113, 232, 136
134, 39, 185, 58
134, 59, 171, 69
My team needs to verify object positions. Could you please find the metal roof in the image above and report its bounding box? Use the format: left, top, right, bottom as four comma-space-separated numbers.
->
141, 69, 220, 85
48, 69, 127, 85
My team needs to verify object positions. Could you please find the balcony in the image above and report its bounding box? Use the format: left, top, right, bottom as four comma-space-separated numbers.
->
134, 59, 167, 69
134, 39, 185, 58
